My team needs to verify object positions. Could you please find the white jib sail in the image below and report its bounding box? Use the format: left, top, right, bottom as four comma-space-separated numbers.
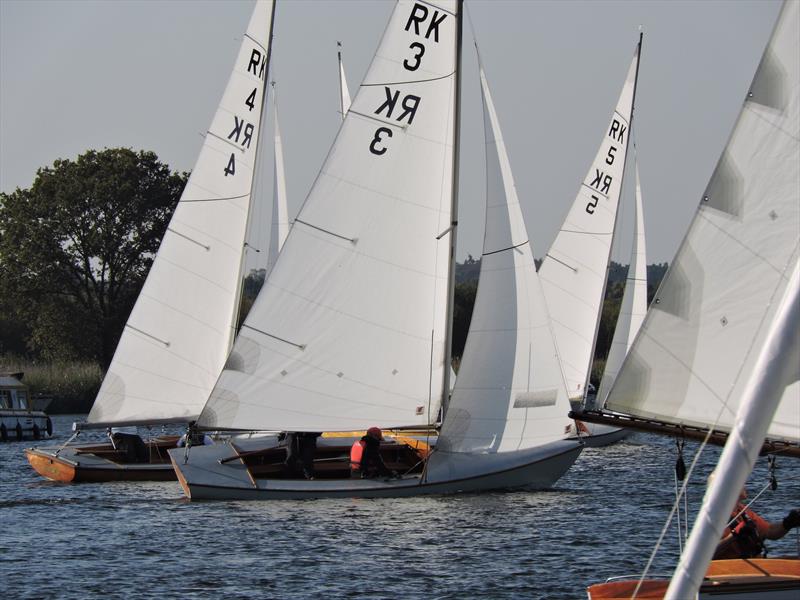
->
666, 259, 800, 600
437, 63, 572, 454
268, 83, 289, 269
606, 0, 799, 444
596, 157, 648, 405
199, 0, 459, 432
88, 0, 275, 427
538, 40, 641, 402
338, 43, 352, 120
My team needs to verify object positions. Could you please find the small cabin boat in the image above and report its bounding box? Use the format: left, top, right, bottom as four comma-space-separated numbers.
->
0, 372, 52, 442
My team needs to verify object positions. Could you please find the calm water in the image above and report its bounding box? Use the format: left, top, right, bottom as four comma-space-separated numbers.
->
2, 415, 798, 599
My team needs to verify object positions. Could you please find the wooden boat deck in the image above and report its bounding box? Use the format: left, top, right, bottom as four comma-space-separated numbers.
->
587, 558, 800, 599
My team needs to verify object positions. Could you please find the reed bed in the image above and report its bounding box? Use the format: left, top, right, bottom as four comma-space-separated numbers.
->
0, 355, 101, 413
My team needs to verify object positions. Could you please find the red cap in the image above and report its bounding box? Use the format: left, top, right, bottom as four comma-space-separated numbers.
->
366, 427, 383, 440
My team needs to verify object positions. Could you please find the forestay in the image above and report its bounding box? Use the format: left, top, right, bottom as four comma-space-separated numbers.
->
88, 1, 275, 427
606, 0, 800, 444
539, 40, 641, 402
437, 64, 572, 454
596, 158, 648, 405
199, 0, 458, 432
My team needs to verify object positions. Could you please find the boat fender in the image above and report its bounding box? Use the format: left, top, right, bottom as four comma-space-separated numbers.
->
350, 439, 366, 471
0, 423, 7, 442
32, 423, 41, 440
46, 417, 53, 437
16, 422, 23, 441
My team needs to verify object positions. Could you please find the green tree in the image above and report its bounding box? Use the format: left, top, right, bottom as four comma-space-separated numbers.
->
0, 148, 187, 367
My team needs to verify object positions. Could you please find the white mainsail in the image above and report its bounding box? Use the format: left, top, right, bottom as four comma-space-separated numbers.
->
596, 157, 648, 405
198, 0, 459, 433
268, 83, 289, 270
605, 0, 799, 444
87, 1, 275, 427
539, 37, 642, 402
338, 42, 352, 120
436, 62, 572, 455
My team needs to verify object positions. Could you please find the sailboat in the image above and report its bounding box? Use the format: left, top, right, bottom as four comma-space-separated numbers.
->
169, 0, 582, 501
573, 155, 649, 447
538, 34, 643, 447
25, 0, 279, 482
586, 0, 799, 596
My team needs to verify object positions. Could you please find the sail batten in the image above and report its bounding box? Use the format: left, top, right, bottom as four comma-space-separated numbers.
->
605, 0, 800, 444
87, 0, 276, 427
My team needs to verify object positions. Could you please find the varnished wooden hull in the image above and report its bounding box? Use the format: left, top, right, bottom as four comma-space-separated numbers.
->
25, 440, 178, 483
587, 558, 800, 599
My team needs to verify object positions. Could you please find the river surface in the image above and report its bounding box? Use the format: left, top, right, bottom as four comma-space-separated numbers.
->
2, 415, 798, 599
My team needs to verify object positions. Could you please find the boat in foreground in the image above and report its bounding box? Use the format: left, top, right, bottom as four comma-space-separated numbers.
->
587, 558, 800, 599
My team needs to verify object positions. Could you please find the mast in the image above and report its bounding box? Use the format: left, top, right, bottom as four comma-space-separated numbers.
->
440, 0, 463, 416
228, 0, 277, 353
581, 31, 643, 404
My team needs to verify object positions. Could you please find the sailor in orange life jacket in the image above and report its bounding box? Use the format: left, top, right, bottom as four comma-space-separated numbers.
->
350, 427, 396, 479
711, 473, 800, 560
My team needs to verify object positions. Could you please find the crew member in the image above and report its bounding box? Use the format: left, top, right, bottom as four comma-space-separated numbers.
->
350, 427, 395, 479
712, 478, 800, 559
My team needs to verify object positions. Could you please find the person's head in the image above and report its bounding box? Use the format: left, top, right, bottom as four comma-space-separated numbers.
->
707, 471, 748, 501
366, 427, 383, 441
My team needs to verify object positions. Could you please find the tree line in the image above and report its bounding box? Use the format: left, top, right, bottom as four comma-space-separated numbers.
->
1, 148, 666, 394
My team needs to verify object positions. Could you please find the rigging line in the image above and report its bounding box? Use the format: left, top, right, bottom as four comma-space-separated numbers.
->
482, 240, 528, 257
241, 323, 306, 350
581, 183, 610, 199
727, 479, 772, 526
361, 70, 456, 87
125, 325, 170, 347
613, 109, 630, 127
293, 218, 357, 244
166, 228, 211, 251
631, 430, 714, 599
558, 228, 613, 236
347, 109, 407, 130
181, 192, 251, 203
544, 253, 577, 273
206, 130, 246, 153
674, 470, 683, 554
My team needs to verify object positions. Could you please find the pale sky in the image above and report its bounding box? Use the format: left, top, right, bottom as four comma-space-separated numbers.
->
0, 0, 782, 266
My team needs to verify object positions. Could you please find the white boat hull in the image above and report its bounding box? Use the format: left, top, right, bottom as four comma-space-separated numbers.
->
1, 410, 52, 442
169, 438, 582, 501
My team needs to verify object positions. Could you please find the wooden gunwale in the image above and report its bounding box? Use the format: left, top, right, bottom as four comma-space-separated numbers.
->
586, 558, 800, 599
